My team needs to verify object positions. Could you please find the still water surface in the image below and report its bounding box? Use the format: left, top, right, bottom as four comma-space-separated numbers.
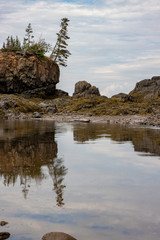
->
0, 120, 160, 240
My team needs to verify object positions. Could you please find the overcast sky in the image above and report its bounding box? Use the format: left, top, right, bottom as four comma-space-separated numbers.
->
0, 0, 160, 96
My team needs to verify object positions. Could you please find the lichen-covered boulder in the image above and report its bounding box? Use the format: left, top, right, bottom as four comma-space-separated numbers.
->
0, 51, 59, 96
73, 80, 100, 97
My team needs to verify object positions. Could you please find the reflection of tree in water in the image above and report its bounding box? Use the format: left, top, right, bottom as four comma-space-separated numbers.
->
48, 158, 68, 207
0, 121, 67, 206
21, 174, 30, 199
18, 158, 68, 204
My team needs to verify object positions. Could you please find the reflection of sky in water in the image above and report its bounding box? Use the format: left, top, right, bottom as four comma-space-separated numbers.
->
0, 121, 160, 240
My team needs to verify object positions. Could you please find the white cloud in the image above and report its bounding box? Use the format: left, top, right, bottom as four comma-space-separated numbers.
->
101, 82, 131, 96
0, 0, 160, 95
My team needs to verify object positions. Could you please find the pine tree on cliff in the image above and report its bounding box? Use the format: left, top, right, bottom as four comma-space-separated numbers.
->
2, 36, 21, 50
50, 18, 71, 67
22, 23, 50, 58
23, 23, 34, 50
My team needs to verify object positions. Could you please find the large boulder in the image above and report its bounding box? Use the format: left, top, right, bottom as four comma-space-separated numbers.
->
0, 51, 59, 95
73, 80, 100, 97
130, 76, 160, 99
42, 232, 77, 240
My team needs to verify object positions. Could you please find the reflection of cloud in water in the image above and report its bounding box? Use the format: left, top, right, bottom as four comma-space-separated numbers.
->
91, 140, 160, 169
14, 212, 74, 224
1, 121, 160, 240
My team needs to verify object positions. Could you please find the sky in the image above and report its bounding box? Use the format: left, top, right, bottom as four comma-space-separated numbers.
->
0, 0, 160, 96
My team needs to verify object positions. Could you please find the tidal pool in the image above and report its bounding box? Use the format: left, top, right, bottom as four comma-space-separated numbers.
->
0, 120, 160, 240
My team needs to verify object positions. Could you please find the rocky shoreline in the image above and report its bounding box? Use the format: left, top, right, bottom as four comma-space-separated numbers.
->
42, 113, 160, 128
3, 111, 157, 128
0, 93, 159, 128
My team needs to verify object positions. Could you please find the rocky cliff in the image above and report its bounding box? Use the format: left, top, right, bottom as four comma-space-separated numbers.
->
0, 51, 59, 95
130, 76, 160, 99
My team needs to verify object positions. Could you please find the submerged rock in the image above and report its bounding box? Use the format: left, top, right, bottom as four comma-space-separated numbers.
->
0, 222, 8, 227
42, 232, 77, 240
0, 232, 10, 240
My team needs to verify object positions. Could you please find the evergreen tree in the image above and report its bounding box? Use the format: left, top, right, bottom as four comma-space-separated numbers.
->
2, 42, 5, 49
10, 36, 14, 48
1, 20, 71, 63
3, 35, 22, 50
15, 36, 21, 50
23, 23, 34, 50
6, 36, 10, 49
29, 38, 51, 59
50, 18, 71, 67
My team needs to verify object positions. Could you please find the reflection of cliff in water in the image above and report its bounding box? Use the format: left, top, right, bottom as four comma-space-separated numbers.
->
0, 120, 67, 206
73, 123, 160, 156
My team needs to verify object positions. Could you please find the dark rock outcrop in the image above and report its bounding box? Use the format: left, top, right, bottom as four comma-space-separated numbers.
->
130, 76, 160, 99
0, 51, 59, 95
73, 80, 100, 97
42, 232, 77, 240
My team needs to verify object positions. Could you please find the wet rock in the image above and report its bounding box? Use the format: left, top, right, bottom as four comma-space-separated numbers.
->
0, 222, 8, 227
32, 112, 42, 118
42, 232, 77, 240
74, 118, 90, 123
0, 232, 10, 240
141, 114, 160, 127
73, 81, 100, 97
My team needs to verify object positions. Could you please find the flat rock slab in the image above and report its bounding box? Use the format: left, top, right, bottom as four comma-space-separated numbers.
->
42, 232, 77, 240
74, 119, 90, 123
